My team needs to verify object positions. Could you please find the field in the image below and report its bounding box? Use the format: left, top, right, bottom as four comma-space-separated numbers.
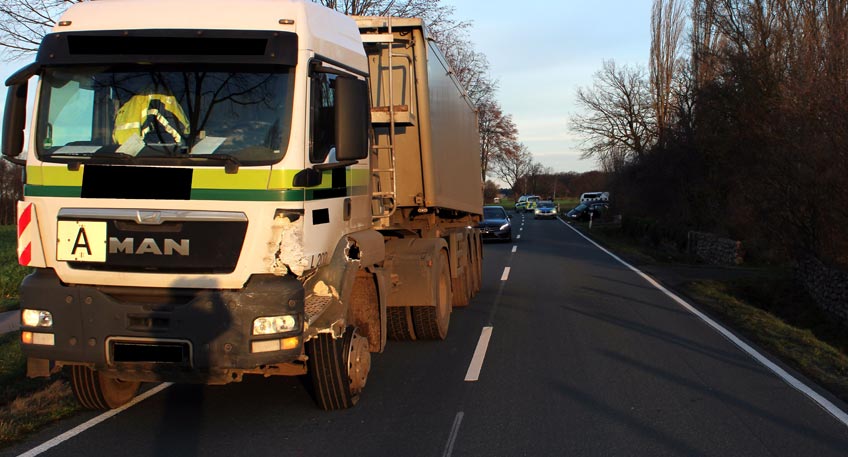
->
0, 226, 29, 312
0, 227, 77, 447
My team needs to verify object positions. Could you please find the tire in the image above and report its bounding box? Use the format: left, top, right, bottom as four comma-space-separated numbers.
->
411, 250, 452, 340
307, 326, 371, 411
69, 366, 141, 410
387, 306, 416, 341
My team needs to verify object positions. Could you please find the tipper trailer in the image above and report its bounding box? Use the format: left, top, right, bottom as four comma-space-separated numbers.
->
2, 0, 483, 410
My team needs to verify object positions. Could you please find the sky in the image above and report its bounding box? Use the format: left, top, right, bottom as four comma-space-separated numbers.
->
447, 0, 654, 174
0, 0, 654, 175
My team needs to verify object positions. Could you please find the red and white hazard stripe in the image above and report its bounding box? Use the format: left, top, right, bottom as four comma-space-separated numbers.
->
17, 202, 34, 266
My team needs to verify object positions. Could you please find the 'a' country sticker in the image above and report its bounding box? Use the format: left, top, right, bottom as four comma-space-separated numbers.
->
57, 221, 107, 262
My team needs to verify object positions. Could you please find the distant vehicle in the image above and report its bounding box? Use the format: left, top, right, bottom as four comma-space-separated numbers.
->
533, 201, 557, 219
566, 202, 609, 222
516, 195, 541, 212
526, 196, 541, 212
479, 205, 512, 241
579, 192, 609, 203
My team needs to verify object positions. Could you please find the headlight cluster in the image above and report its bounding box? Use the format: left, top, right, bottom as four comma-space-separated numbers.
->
252, 315, 298, 336
21, 309, 55, 346
21, 309, 53, 328
251, 315, 300, 354
499, 223, 510, 231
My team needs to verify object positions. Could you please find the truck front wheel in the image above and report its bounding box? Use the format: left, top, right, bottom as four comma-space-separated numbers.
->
69, 366, 141, 410
307, 326, 371, 410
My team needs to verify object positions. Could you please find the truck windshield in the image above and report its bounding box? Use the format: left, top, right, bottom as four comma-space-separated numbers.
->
35, 64, 294, 165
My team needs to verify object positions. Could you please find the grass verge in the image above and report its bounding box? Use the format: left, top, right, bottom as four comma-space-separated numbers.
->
1, 225, 30, 313
579, 223, 848, 405
687, 280, 848, 403
0, 332, 79, 447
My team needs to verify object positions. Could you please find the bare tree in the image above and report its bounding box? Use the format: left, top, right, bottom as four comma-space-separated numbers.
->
650, 0, 687, 143
0, 0, 82, 61
570, 60, 656, 171
490, 142, 533, 194
0, 161, 23, 225
477, 99, 517, 182
482, 180, 499, 203
313, 0, 466, 37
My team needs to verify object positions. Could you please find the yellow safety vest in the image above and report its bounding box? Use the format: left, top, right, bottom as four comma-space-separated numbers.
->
113, 94, 190, 145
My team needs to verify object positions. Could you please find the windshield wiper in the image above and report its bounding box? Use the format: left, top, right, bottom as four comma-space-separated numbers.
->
195, 153, 241, 174
50, 151, 135, 170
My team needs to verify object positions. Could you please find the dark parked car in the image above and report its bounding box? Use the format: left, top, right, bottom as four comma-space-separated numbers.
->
565, 202, 608, 222
478, 205, 512, 241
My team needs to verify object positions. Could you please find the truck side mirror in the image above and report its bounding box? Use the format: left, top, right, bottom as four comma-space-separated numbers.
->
2, 83, 28, 163
334, 77, 369, 161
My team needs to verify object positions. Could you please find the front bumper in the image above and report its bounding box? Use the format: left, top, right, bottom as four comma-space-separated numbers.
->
479, 227, 511, 240
19, 269, 304, 384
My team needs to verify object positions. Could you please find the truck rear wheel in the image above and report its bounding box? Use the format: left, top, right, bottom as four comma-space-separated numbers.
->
307, 326, 370, 410
387, 306, 417, 341
412, 250, 452, 340
69, 366, 141, 410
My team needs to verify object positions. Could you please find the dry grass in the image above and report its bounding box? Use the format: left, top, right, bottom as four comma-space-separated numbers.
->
0, 380, 78, 445
687, 280, 848, 404
0, 332, 79, 447
580, 224, 848, 405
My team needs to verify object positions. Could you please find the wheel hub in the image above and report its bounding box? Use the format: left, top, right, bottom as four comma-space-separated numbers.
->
347, 331, 371, 393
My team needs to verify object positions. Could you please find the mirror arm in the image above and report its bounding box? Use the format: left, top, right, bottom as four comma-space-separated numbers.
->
312, 160, 358, 171
2, 156, 25, 166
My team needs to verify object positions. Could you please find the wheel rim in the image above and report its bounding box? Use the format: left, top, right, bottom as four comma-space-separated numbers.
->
347, 330, 371, 393
99, 376, 141, 409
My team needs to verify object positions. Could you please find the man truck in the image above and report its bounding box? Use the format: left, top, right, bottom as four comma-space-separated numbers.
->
2, 0, 483, 411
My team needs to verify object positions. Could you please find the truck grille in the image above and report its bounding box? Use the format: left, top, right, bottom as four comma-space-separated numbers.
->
59, 209, 247, 274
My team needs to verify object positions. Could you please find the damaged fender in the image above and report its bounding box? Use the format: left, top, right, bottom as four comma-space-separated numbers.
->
302, 229, 386, 339
265, 212, 309, 276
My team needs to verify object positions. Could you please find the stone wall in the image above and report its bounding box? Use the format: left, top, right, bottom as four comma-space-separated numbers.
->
795, 256, 848, 323
687, 231, 744, 265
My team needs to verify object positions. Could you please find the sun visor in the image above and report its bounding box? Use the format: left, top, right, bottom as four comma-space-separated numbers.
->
36, 30, 297, 66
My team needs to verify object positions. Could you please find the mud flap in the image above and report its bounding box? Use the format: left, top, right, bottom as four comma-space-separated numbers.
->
383, 237, 448, 308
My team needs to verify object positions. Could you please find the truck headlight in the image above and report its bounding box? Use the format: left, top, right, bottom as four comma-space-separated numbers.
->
21, 309, 53, 328
253, 315, 297, 335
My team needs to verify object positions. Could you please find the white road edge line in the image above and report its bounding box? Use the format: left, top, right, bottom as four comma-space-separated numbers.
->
442, 411, 464, 457
18, 382, 174, 457
465, 326, 494, 382
500, 267, 510, 282
560, 219, 848, 428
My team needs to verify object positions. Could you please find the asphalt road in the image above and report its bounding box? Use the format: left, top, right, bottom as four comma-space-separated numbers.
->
5, 213, 848, 457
